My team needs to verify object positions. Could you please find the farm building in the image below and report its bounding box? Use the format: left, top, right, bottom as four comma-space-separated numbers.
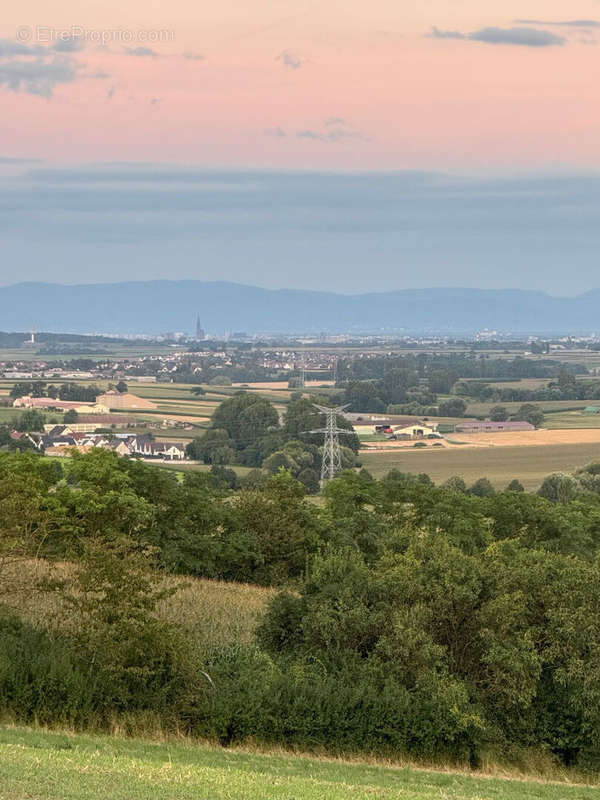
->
13, 396, 110, 414
390, 422, 439, 439
350, 415, 439, 439
455, 421, 535, 433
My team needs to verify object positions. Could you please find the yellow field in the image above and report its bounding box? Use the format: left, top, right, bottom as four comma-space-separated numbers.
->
3, 560, 273, 650
370, 428, 600, 450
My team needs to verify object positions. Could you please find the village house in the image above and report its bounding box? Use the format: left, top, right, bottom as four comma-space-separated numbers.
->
38, 427, 185, 461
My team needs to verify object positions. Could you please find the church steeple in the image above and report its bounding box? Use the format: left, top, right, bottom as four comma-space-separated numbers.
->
195, 315, 205, 340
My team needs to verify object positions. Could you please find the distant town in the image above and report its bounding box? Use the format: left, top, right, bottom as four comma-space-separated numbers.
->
2, 325, 600, 471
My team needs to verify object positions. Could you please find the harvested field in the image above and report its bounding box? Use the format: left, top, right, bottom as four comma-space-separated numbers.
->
452, 429, 600, 448
360, 443, 600, 490
363, 428, 600, 451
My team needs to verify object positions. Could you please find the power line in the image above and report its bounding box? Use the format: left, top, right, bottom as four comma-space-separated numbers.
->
295, 357, 306, 388
308, 403, 353, 487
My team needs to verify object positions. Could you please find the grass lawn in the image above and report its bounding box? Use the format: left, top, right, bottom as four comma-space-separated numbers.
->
360, 443, 600, 490
0, 727, 597, 800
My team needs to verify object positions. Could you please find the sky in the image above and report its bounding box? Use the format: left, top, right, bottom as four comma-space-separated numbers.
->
1, 1, 600, 293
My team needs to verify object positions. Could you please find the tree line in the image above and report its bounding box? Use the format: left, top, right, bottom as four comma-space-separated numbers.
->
10, 381, 102, 402
2, 449, 600, 769
185, 393, 359, 490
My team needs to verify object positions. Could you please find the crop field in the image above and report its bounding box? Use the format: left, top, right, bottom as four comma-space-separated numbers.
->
543, 411, 600, 429
5, 561, 272, 651
470, 378, 552, 391
0, 727, 597, 800
132, 385, 231, 401
466, 400, 589, 417
360, 443, 600, 489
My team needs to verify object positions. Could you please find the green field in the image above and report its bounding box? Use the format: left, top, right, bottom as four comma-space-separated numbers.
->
360, 444, 600, 490
0, 407, 66, 425
543, 412, 600, 429
151, 460, 253, 478
466, 400, 589, 417
0, 727, 596, 800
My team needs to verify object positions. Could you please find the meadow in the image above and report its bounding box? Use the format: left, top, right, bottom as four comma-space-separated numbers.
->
465, 400, 589, 417
0, 727, 598, 800
542, 411, 600, 429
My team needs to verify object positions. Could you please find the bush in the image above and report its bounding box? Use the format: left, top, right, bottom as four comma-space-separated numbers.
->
443, 476, 467, 493
0, 605, 200, 730
13, 409, 45, 432
199, 644, 479, 761
438, 398, 467, 417
538, 473, 580, 503
210, 465, 238, 490
0, 611, 95, 725
468, 477, 496, 497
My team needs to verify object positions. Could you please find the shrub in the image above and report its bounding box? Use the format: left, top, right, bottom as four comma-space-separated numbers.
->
468, 477, 496, 497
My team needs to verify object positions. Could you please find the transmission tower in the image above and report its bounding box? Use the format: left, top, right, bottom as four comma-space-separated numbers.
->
295, 357, 306, 388
309, 404, 352, 486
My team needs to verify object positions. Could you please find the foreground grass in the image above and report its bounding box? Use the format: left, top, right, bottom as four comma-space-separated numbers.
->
0, 727, 597, 800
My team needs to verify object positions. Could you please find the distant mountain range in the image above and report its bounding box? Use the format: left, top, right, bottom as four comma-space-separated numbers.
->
1, 281, 600, 336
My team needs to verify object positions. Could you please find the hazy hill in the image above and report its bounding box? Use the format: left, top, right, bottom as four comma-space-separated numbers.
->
0, 281, 598, 335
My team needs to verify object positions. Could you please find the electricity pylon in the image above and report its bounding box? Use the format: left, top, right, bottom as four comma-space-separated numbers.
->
309, 404, 352, 486
295, 358, 306, 388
